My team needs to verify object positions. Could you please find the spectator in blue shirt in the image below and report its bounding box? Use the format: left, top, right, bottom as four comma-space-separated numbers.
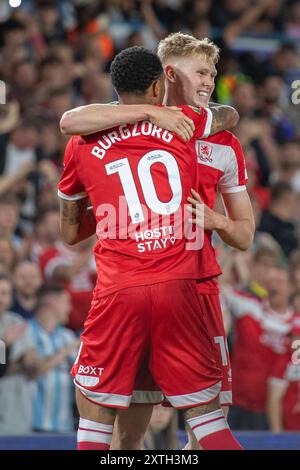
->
28, 283, 80, 433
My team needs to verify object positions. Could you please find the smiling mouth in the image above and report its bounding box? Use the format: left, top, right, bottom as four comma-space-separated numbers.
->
198, 91, 209, 97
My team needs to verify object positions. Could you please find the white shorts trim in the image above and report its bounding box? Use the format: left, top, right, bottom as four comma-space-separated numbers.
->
74, 379, 131, 408
131, 390, 164, 404
165, 381, 221, 409
220, 391, 232, 406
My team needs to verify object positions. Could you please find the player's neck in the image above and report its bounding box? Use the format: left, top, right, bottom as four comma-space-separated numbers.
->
164, 92, 177, 106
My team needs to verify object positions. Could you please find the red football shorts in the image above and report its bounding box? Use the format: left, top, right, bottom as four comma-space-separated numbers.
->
72, 279, 222, 409
196, 279, 232, 406
131, 278, 232, 407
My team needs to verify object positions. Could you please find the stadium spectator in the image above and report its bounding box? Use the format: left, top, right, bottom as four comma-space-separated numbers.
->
29, 207, 61, 264
258, 182, 299, 258
0, 238, 19, 276
0, 195, 22, 250
0, 274, 37, 435
28, 283, 80, 433
267, 316, 300, 431
276, 142, 300, 193
224, 266, 295, 430
290, 250, 300, 292
286, 0, 300, 39
11, 261, 42, 320
39, 239, 96, 332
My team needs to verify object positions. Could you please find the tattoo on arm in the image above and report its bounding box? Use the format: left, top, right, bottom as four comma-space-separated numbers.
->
210, 105, 236, 134
61, 200, 84, 225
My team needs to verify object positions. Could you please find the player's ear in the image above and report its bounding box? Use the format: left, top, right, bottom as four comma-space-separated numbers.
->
164, 65, 176, 83
152, 76, 165, 104
152, 79, 162, 99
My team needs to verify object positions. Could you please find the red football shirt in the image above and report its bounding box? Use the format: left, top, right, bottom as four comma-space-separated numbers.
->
195, 131, 248, 281
58, 105, 212, 297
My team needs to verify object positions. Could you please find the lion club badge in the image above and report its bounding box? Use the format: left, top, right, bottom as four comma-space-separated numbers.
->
196, 141, 213, 163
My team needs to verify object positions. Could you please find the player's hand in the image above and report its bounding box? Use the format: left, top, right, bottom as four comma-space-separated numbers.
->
148, 106, 195, 142
187, 188, 225, 231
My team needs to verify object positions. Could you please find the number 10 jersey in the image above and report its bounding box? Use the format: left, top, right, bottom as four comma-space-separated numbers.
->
58, 105, 212, 298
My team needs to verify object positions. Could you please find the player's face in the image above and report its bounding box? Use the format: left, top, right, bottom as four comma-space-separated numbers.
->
170, 53, 216, 107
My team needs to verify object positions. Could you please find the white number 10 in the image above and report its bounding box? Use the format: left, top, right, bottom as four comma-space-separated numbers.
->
105, 150, 182, 223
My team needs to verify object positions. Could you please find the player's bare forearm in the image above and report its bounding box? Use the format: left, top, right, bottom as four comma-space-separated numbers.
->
187, 189, 254, 250
209, 104, 239, 134
60, 198, 96, 245
60, 104, 151, 136
215, 216, 254, 251
60, 103, 195, 142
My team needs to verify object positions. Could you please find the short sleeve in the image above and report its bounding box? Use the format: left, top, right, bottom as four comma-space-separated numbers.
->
182, 105, 212, 139
218, 135, 248, 194
57, 137, 87, 201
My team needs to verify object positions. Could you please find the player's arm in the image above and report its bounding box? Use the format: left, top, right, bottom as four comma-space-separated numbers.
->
217, 190, 255, 250
188, 189, 255, 251
58, 136, 96, 245
182, 104, 239, 140
59, 197, 96, 246
267, 378, 286, 432
209, 104, 239, 134
60, 104, 195, 142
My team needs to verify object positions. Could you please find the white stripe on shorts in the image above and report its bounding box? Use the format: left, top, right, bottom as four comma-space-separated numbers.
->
165, 381, 221, 408
74, 379, 131, 408
219, 391, 232, 406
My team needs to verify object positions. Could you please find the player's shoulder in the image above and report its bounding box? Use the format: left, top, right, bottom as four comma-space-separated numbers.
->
205, 130, 239, 146
74, 133, 100, 147
181, 105, 206, 118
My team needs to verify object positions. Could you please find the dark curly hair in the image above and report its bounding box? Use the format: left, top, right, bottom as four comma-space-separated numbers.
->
110, 46, 163, 96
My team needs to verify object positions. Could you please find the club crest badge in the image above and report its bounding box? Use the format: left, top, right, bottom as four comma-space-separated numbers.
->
196, 141, 213, 163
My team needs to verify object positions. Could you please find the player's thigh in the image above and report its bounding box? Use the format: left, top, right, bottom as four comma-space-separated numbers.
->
150, 280, 222, 408
76, 387, 116, 425
111, 404, 153, 450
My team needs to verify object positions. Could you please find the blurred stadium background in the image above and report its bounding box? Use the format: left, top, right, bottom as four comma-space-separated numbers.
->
0, 0, 300, 450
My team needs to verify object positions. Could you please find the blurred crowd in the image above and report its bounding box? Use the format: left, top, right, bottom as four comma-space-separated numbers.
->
0, 0, 300, 445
